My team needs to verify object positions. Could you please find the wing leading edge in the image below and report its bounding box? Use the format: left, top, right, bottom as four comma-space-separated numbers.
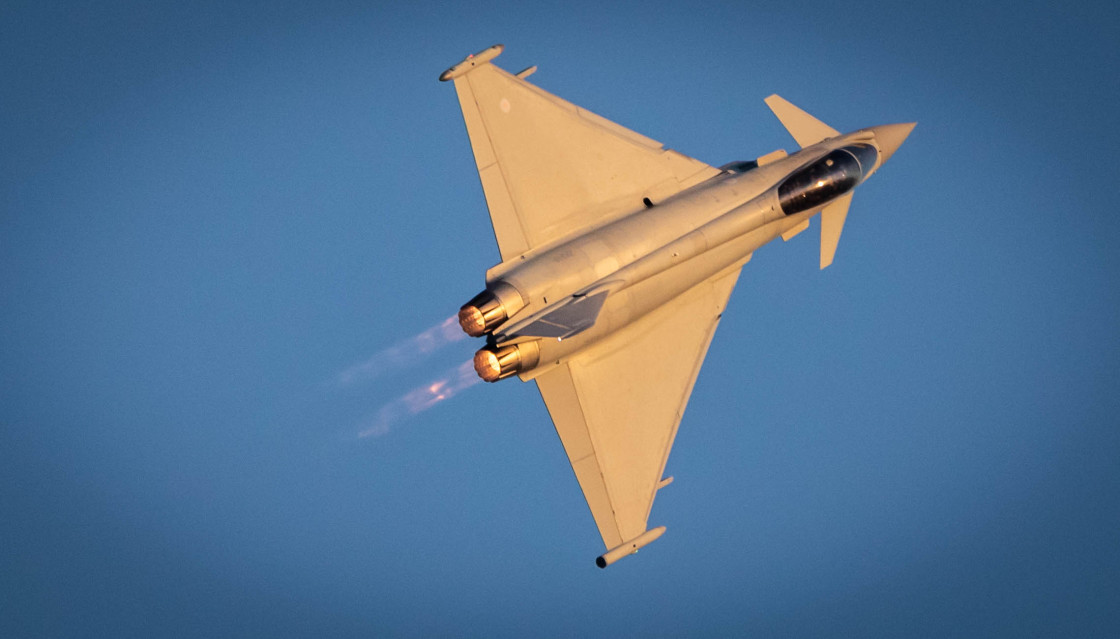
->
441, 45, 720, 262
534, 265, 742, 564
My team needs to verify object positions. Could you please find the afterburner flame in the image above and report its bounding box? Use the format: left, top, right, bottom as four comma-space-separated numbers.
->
458, 304, 488, 337
473, 349, 503, 382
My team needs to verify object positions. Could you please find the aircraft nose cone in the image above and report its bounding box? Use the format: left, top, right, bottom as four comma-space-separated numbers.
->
873, 122, 916, 165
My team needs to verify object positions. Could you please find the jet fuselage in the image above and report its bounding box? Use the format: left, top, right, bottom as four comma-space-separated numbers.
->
465, 127, 898, 383
441, 44, 914, 567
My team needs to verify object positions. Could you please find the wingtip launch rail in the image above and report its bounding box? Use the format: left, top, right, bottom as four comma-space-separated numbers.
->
439, 44, 504, 81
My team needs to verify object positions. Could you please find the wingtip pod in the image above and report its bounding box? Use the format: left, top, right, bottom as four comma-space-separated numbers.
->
595, 526, 666, 568
439, 44, 504, 81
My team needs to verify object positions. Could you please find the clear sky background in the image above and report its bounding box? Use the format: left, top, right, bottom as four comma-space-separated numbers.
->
3, 1, 1118, 636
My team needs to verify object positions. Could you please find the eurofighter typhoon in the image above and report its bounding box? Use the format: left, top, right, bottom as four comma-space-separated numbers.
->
440, 45, 913, 568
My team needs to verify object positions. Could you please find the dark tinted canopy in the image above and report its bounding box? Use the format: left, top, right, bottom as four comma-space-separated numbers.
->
777, 145, 877, 216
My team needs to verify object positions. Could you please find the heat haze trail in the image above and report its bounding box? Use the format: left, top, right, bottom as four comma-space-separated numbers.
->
335, 315, 465, 386
357, 360, 480, 438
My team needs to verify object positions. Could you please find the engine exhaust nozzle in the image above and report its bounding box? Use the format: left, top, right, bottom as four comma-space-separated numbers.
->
457, 283, 524, 337
472, 341, 540, 383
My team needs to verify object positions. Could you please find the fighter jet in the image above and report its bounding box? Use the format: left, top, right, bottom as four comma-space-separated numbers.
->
440, 45, 913, 568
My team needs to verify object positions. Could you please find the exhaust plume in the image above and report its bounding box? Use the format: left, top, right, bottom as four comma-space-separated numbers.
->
357, 360, 480, 438
335, 315, 465, 386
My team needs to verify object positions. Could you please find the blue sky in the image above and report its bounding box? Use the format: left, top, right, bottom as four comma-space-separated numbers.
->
2, 1, 1118, 636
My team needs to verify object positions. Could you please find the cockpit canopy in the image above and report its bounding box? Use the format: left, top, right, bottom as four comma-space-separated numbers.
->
777, 145, 878, 216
